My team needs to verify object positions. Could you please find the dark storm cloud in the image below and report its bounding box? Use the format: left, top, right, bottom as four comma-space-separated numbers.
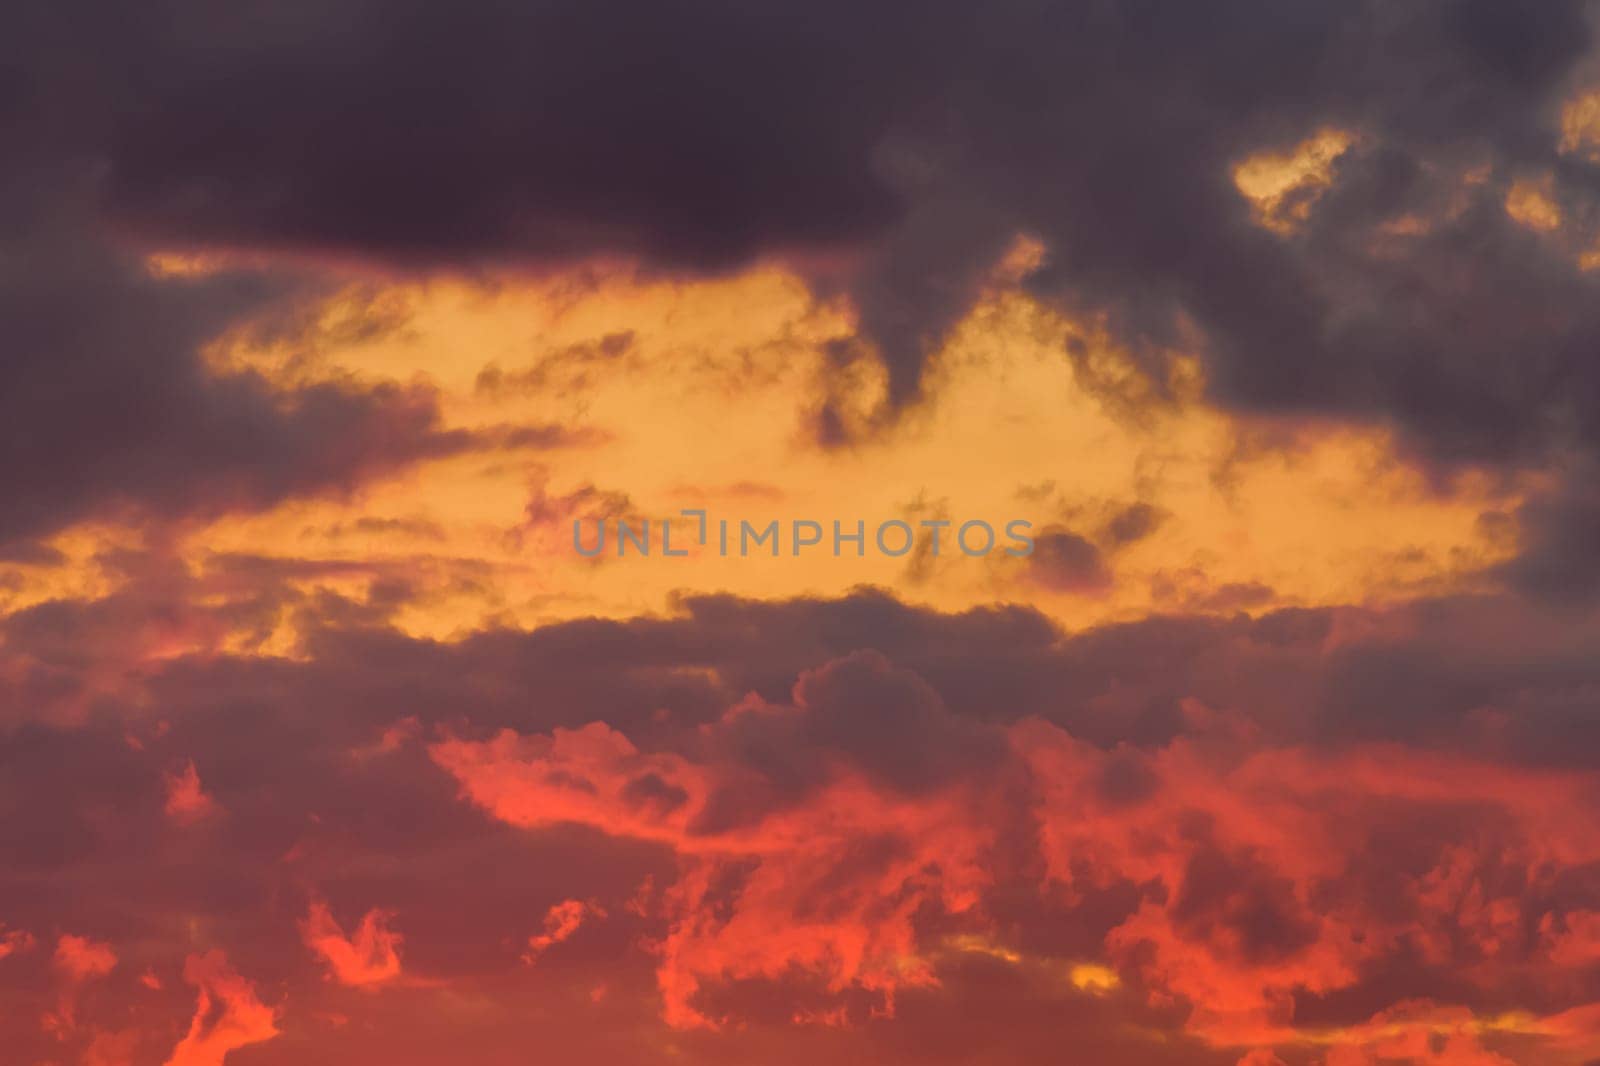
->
11, 0, 1594, 429
0, 169, 606, 543
1495, 466, 1600, 605
686, 649, 1008, 832
17, 1, 1600, 584
10, 565, 1600, 774
0, 165, 471, 544
3, 11, 597, 547
31, 0, 917, 269
1169, 838, 1321, 965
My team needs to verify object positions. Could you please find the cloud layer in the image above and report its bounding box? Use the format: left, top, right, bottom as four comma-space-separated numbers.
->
7, 4, 1600, 1064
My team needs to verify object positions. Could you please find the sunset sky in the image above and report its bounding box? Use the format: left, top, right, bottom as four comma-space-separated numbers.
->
8, 3, 1600, 1065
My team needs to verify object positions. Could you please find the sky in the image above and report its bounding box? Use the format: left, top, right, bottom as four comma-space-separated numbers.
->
6, 2, 1600, 1064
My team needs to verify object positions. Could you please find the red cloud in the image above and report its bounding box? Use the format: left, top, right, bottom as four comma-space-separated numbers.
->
1236, 1051, 1287, 1066
1021, 723, 1600, 1051
524, 898, 606, 965
162, 951, 277, 1066
0, 924, 34, 960
433, 705, 998, 1028
301, 900, 404, 987
163, 759, 221, 824
81, 1027, 141, 1066
54, 933, 117, 982
43, 934, 118, 1037
431, 651, 1600, 1059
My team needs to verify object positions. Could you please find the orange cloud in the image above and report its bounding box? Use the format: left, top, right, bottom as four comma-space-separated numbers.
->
0, 924, 34, 960
423, 721, 980, 1028
301, 900, 404, 987
524, 899, 606, 965
1237, 1051, 1288, 1066
162, 951, 278, 1066
1018, 722, 1600, 1048
434, 711, 996, 1028
432, 660, 1600, 1057
1313, 1000, 1532, 1066
44, 934, 118, 1037
163, 759, 221, 824
53, 934, 116, 982
82, 1028, 141, 1066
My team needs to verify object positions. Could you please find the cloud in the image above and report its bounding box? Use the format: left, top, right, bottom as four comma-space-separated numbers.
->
417, 614, 1600, 1048
301, 900, 404, 987
1495, 468, 1600, 605
53, 934, 116, 983
0, 145, 481, 548
0, 925, 34, 960
24, 0, 1600, 598
524, 899, 606, 965
1103, 503, 1167, 548
162, 951, 278, 1066
45, 934, 118, 1037
1314, 1000, 1525, 1065
11, 0, 1595, 457
1026, 527, 1114, 595
9, 3, 1600, 1058
432, 680, 1600, 1048
82, 1028, 141, 1066
163, 760, 221, 825
431, 670, 1005, 1028
2, 584, 1600, 1060
1236, 1052, 1287, 1066
12, 3, 1600, 590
